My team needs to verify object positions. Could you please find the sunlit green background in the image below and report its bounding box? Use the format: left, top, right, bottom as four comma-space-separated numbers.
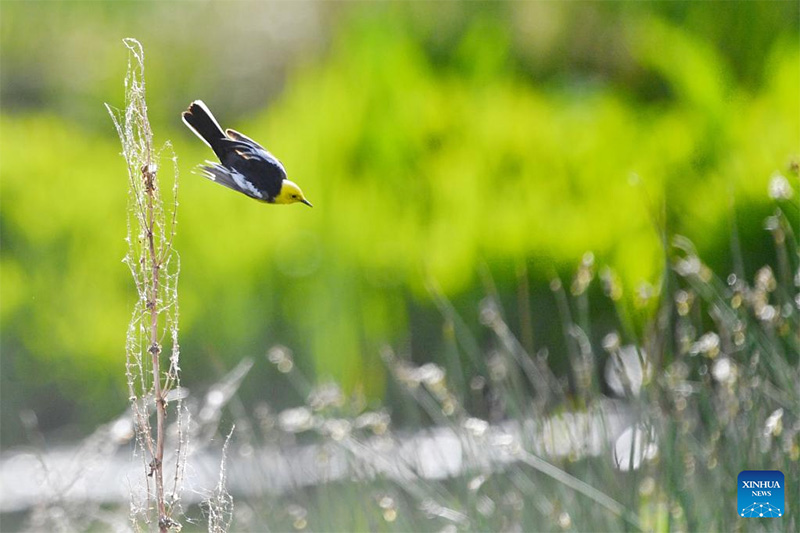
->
1, 1, 798, 446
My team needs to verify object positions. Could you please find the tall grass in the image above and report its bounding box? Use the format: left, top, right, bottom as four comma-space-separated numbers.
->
219, 167, 798, 532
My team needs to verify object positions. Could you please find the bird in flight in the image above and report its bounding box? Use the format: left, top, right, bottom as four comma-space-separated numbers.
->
182, 100, 312, 207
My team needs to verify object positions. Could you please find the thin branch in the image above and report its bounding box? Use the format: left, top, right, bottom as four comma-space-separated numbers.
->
107, 37, 182, 532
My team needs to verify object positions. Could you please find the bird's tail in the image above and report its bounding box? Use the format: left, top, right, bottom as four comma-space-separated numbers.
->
182, 100, 226, 158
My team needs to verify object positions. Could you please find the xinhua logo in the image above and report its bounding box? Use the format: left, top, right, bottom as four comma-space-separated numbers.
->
738, 470, 784, 518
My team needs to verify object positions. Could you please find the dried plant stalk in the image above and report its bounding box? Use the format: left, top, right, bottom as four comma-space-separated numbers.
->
106, 38, 183, 532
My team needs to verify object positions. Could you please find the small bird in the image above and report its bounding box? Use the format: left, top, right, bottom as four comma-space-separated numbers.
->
181, 100, 312, 207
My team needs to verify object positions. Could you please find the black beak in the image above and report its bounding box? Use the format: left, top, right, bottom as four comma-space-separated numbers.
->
301, 199, 313, 207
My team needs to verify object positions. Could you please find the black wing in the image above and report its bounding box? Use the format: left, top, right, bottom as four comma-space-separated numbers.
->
225, 128, 288, 176
216, 134, 287, 201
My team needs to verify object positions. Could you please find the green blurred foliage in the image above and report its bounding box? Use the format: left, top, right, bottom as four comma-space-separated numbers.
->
0, 2, 798, 443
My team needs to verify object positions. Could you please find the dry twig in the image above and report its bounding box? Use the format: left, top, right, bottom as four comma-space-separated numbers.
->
106, 37, 183, 532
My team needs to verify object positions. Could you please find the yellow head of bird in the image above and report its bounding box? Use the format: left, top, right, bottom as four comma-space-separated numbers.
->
275, 179, 312, 207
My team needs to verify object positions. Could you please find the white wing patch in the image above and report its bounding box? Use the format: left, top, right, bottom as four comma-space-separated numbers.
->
229, 169, 264, 199
199, 161, 264, 200
200, 160, 221, 179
